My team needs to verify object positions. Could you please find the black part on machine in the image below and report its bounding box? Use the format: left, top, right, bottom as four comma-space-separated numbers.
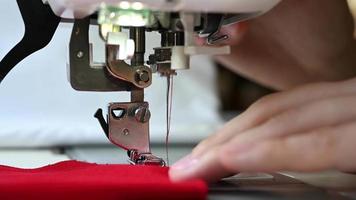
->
0, 0, 61, 83
68, 17, 133, 92
94, 109, 109, 138
199, 14, 224, 36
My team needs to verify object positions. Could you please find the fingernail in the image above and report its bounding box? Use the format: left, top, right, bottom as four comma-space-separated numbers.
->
169, 154, 200, 182
171, 154, 199, 171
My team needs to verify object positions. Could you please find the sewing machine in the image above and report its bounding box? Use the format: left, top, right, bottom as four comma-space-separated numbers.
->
0, 0, 280, 166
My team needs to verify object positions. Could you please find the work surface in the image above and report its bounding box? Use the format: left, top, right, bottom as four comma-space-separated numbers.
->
1, 146, 356, 200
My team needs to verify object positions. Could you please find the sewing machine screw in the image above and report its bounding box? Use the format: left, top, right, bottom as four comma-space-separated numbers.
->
122, 128, 130, 136
135, 70, 150, 85
134, 106, 151, 123
76, 51, 84, 58
139, 71, 149, 82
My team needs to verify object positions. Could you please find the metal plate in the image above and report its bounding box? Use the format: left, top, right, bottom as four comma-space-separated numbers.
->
108, 102, 150, 153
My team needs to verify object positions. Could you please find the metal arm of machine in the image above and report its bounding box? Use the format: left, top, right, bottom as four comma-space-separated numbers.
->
92, 26, 165, 166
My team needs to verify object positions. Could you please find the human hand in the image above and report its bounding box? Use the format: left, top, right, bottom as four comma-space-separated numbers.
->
169, 78, 356, 182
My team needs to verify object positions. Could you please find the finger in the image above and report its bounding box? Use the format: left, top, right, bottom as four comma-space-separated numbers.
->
192, 112, 255, 157
225, 95, 356, 147
219, 122, 356, 172
169, 147, 233, 183
171, 122, 356, 182
193, 79, 356, 156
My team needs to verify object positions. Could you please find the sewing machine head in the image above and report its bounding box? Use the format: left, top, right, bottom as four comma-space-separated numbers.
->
45, 0, 280, 166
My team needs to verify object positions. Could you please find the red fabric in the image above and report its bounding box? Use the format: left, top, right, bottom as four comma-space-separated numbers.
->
0, 160, 207, 200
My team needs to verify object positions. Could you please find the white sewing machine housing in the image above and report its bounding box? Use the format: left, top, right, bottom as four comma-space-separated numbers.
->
46, 0, 280, 19
45, 0, 281, 60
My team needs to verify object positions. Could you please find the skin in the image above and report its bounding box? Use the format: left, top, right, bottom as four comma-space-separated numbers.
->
169, 0, 356, 182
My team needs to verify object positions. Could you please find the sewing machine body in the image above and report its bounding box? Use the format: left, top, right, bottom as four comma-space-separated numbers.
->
0, 0, 280, 165
44, 0, 282, 165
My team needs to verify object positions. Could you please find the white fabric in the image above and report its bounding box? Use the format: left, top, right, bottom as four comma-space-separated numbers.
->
0, 0, 222, 147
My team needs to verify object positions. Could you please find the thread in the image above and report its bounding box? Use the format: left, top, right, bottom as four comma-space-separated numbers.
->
165, 75, 174, 166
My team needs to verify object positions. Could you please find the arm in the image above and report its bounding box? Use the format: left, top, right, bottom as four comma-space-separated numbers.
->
217, 0, 356, 90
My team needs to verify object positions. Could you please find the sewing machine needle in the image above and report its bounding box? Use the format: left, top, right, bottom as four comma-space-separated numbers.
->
166, 75, 174, 166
